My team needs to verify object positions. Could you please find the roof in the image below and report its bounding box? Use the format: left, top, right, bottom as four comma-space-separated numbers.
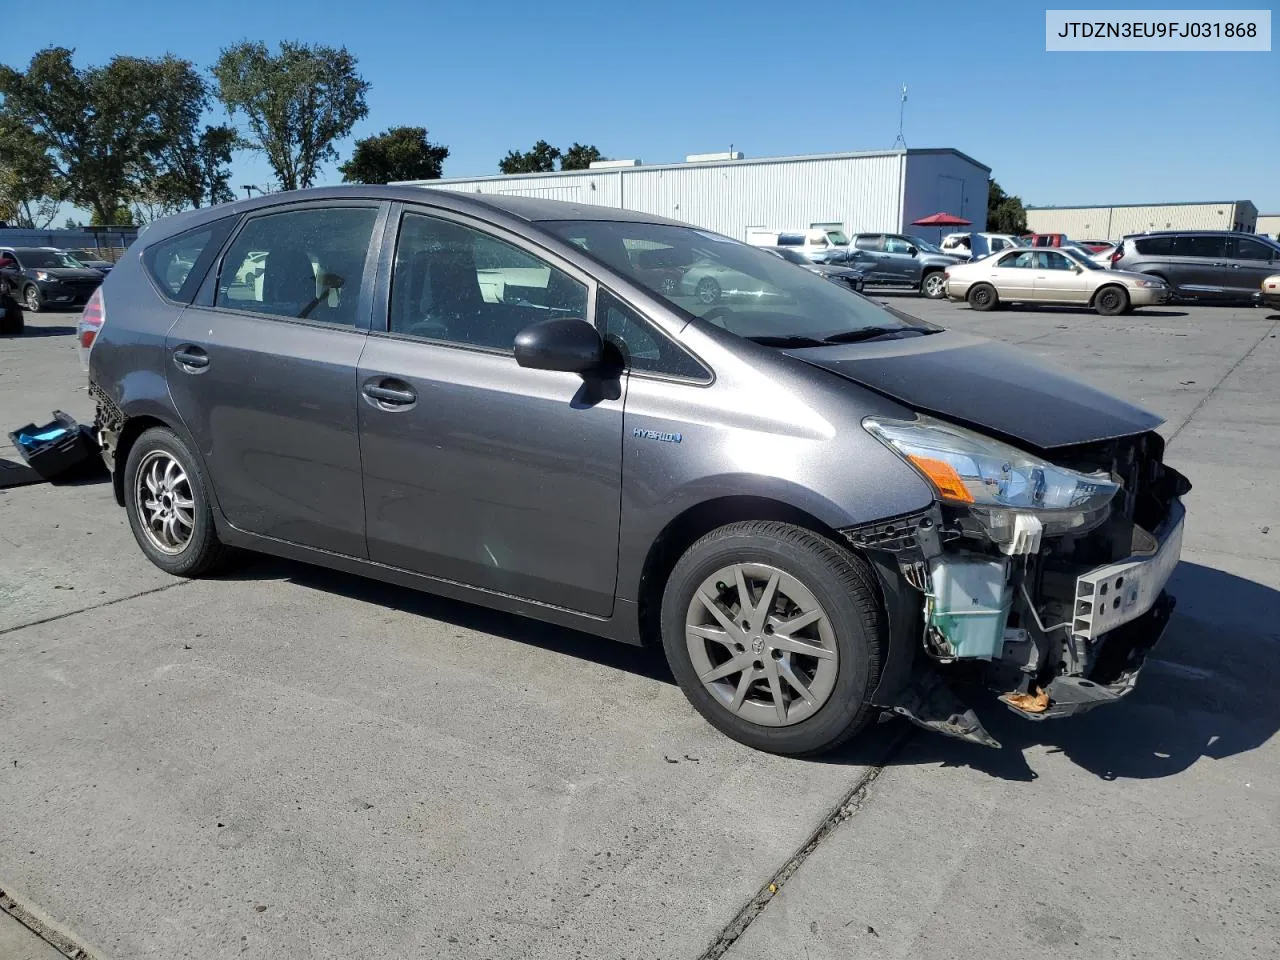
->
1026, 200, 1252, 210
392, 147, 990, 187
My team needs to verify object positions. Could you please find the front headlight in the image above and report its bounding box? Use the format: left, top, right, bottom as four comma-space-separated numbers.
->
35, 271, 52, 282
1133, 277, 1165, 288
863, 414, 1119, 542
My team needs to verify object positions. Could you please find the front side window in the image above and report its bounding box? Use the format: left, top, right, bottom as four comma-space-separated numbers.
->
216, 206, 378, 326
390, 212, 587, 351
1232, 236, 1277, 261
599, 290, 708, 380
543, 219, 939, 345
884, 236, 913, 254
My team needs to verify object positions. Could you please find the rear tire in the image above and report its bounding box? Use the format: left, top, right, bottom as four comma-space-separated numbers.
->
123, 426, 228, 577
1094, 285, 1129, 316
921, 270, 947, 299
967, 283, 998, 311
660, 521, 886, 756
695, 277, 722, 304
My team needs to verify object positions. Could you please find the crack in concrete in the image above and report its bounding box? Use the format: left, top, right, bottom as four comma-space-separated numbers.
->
0, 580, 189, 638
1167, 319, 1279, 446
697, 727, 914, 959
0, 887, 99, 960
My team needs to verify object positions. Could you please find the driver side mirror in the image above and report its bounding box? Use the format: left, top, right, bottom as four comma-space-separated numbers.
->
514, 316, 604, 373
907, 246, 919, 257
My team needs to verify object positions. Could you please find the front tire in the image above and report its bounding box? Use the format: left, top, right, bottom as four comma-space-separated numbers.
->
660, 521, 886, 756
967, 283, 998, 311
23, 285, 42, 313
123, 426, 227, 577
695, 277, 722, 304
921, 270, 947, 299
1094, 285, 1129, 316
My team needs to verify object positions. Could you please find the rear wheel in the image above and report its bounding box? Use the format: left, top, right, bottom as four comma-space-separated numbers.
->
23, 285, 42, 313
1094, 285, 1129, 316
124, 426, 227, 577
695, 277, 722, 304
660, 521, 886, 756
921, 270, 947, 299
967, 283, 998, 311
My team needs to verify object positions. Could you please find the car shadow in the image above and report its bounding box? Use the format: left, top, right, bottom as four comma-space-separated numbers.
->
219, 554, 677, 685
1, 324, 78, 338
978, 305, 1191, 318
871, 560, 1280, 781
216, 556, 1277, 782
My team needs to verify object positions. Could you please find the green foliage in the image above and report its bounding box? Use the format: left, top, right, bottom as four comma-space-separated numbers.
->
987, 179, 1028, 235
0, 47, 225, 224
500, 140, 561, 174
0, 116, 62, 228
560, 143, 605, 171
213, 41, 370, 191
90, 204, 136, 226
340, 126, 449, 184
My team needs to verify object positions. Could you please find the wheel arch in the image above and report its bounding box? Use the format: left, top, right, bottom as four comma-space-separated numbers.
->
110, 414, 177, 506
1089, 281, 1129, 306
634, 495, 850, 647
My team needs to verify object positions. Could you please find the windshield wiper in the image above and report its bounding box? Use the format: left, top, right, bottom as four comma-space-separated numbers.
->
821, 326, 935, 344
746, 334, 831, 348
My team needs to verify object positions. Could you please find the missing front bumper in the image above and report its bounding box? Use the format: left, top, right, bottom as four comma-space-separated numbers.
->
1003, 590, 1175, 720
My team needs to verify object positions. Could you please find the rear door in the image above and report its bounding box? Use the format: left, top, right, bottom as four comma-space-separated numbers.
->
166, 200, 386, 557
1032, 250, 1090, 303
1226, 235, 1280, 298
852, 234, 888, 281
1169, 234, 1230, 298
356, 206, 625, 616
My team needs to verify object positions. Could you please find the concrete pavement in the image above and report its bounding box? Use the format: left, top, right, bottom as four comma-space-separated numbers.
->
2, 297, 1278, 959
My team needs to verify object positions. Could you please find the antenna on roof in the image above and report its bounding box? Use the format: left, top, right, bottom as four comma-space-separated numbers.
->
893, 83, 908, 149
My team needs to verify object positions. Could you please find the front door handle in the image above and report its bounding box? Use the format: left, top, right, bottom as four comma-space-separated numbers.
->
362, 380, 417, 407
172, 346, 209, 370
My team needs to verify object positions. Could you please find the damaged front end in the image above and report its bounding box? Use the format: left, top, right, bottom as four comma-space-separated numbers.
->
847, 416, 1190, 748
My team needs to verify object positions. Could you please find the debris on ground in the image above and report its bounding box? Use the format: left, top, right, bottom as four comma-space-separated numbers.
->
1001, 687, 1050, 714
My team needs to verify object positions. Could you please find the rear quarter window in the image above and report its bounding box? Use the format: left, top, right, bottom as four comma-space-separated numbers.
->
142, 217, 237, 303
1133, 236, 1174, 256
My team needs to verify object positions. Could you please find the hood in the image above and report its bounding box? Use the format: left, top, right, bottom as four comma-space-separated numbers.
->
35, 267, 104, 280
787, 330, 1163, 450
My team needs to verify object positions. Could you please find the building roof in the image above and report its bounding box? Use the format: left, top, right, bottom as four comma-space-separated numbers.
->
393, 147, 991, 187
1026, 200, 1252, 210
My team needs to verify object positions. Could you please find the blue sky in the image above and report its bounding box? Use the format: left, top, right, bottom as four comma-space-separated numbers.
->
8, 0, 1278, 216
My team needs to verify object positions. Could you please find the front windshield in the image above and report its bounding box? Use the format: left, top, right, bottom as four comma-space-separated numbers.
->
907, 236, 944, 254
18, 250, 85, 269
825, 229, 850, 246
545, 220, 940, 344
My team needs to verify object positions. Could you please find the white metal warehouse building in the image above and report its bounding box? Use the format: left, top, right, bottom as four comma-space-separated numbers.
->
1256, 213, 1280, 239
1026, 201, 1259, 241
396, 148, 990, 240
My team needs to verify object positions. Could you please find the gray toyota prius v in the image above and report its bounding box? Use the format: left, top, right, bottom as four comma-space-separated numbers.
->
81, 186, 1190, 755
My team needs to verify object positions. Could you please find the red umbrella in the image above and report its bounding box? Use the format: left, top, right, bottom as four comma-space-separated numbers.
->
911, 212, 973, 246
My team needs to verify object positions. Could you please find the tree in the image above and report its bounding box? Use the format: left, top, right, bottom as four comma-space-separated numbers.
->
499, 140, 561, 174
0, 118, 62, 228
339, 126, 449, 184
90, 205, 135, 226
0, 47, 215, 225
559, 143, 605, 171
987, 178, 1028, 235
213, 41, 370, 191
63, 217, 83, 230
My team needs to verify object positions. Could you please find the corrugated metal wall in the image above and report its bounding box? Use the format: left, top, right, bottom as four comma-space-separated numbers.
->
901, 153, 989, 236
1027, 203, 1259, 240
407, 152, 928, 239
1257, 214, 1280, 239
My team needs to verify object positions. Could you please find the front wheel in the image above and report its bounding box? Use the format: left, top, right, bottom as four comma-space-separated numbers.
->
921, 271, 947, 299
1094, 285, 1130, 316
23, 285, 42, 313
695, 277, 722, 304
660, 521, 886, 756
967, 283, 998, 311
123, 426, 228, 577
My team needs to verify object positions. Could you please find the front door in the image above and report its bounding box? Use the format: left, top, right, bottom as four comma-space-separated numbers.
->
881, 235, 919, 283
166, 201, 385, 558
1227, 235, 1280, 298
1032, 249, 1090, 303
986, 249, 1037, 301
357, 207, 624, 617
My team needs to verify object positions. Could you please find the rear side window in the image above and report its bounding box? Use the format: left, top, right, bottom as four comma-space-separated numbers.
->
215, 206, 378, 326
1172, 235, 1227, 258
1133, 236, 1173, 256
599, 290, 709, 381
776, 233, 805, 247
142, 218, 236, 303
854, 235, 882, 251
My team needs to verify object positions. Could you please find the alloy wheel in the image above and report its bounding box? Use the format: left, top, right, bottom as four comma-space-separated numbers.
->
24, 286, 40, 312
685, 562, 839, 727
924, 273, 945, 298
134, 450, 196, 555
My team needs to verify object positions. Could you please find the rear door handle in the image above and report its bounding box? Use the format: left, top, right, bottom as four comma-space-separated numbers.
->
172, 346, 209, 370
362, 379, 417, 407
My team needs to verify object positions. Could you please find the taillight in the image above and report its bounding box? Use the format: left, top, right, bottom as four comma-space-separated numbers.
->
1109, 248, 1124, 265
77, 288, 105, 371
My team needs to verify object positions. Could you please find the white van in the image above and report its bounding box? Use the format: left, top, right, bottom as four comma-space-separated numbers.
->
940, 232, 1026, 260
745, 227, 849, 261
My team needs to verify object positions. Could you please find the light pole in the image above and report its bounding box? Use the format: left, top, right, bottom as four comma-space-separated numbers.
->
241, 184, 257, 200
